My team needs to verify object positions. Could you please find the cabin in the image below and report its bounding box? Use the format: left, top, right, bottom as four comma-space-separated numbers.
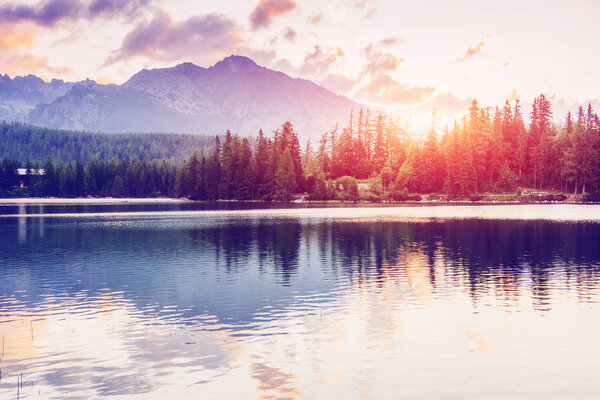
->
16, 168, 45, 188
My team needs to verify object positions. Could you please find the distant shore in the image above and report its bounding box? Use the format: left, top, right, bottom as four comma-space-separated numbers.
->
0, 197, 188, 205
0, 196, 595, 206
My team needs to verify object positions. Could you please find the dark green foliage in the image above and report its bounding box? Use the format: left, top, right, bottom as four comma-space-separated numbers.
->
173, 122, 304, 202
390, 187, 409, 201
307, 172, 328, 200
0, 121, 216, 163
0, 157, 177, 198
335, 176, 359, 201
582, 192, 600, 203
275, 148, 296, 201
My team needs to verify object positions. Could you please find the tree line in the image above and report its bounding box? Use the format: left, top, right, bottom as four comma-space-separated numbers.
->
176, 122, 304, 201
176, 95, 600, 202
0, 121, 216, 163
314, 95, 600, 197
2, 94, 600, 200
0, 158, 177, 198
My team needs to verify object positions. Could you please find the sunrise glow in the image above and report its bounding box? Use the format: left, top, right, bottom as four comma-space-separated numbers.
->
1, 0, 599, 125
2, 2, 600, 399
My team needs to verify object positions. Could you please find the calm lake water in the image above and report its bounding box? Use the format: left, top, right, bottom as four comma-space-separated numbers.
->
1, 203, 600, 399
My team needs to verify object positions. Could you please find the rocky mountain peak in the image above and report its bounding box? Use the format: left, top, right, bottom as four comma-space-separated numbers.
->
210, 55, 262, 74
2, 55, 362, 140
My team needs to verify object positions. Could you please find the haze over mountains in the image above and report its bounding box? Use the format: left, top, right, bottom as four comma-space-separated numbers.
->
0, 55, 361, 140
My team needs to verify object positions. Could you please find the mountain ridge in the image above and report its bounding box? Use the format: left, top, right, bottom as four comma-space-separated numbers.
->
0, 55, 362, 140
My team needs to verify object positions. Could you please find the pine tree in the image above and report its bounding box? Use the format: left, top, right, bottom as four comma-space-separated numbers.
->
255, 129, 272, 199
205, 136, 222, 200
219, 130, 236, 199
275, 148, 296, 201
530, 94, 553, 189
279, 122, 304, 191
373, 113, 386, 172
234, 138, 255, 200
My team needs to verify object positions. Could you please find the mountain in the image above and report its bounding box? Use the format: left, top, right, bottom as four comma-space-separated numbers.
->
1, 55, 362, 140
0, 74, 93, 122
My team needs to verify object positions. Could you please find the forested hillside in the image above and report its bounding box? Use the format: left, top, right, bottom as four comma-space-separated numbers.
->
0, 121, 216, 163
2, 94, 600, 201
177, 95, 600, 201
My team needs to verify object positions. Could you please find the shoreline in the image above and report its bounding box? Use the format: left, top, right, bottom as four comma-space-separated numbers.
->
0, 197, 595, 206
0, 197, 188, 205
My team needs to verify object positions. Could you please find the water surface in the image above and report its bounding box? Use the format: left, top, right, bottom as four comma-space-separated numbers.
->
1, 203, 600, 399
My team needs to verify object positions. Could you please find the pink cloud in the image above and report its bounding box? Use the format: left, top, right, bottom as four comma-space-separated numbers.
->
362, 40, 404, 75
356, 73, 434, 105
0, 0, 149, 26
282, 26, 296, 43
106, 11, 243, 64
236, 47, 276, 66
308, 10, 322, 25
1, 53, 73, 78
459, 34, 492, 61
0, 26, 36, 50
250, 0, 297, 30
318, 73, 357, 94
379, 37, 403, 47
297, 45, 344, 77
270, 57, 294, 74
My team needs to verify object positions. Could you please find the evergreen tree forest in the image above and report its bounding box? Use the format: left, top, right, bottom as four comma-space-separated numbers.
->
0, 121, 216, 163
2, 94, 600, 201
312, 95, 600, 198
0, 158, 178, 198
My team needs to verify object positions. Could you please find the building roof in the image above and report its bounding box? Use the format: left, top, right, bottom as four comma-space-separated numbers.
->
16, 168, 46, 176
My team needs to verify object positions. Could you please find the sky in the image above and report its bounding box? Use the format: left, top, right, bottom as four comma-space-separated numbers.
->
1, 0, 599, 127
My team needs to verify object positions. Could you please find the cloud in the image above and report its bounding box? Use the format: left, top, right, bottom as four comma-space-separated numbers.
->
236, 46, 276, 66
0, 0, 81, 26
352, 0, 376, 18
1, 53, 73, 78
282, 26, 296, 42
297, 45, 344, 77
106, 11, 244, 64
267, 45, 349, 87
0, 24, 73, 78
308, 10, 323, 24
459, 34, 492, 61
379, 37, 403, 47
95, 74, 116, 84
362, 40, 404, 75
0, 26, 37, 50
0, 0, 149, 26
270, 57, 294, 73
550, 96, 600, 122
506, 89, 520, 101
88, 0, 150, 15
250, 0, 297, 30
355, 73, 434, 105
317, 73, 357, 94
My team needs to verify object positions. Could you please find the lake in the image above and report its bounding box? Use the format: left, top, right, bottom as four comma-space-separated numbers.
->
1, 203, 600, 399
